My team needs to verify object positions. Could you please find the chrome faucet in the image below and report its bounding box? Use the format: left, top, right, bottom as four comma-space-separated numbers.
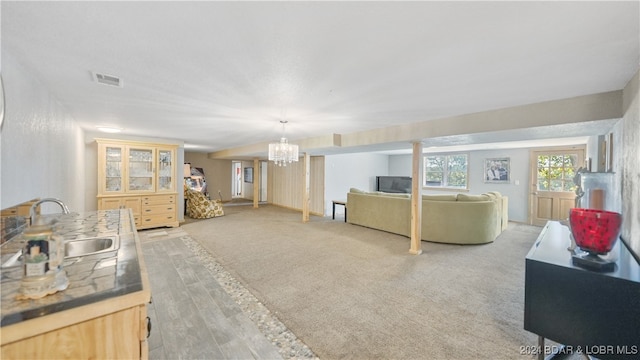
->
30, 198, 70, 225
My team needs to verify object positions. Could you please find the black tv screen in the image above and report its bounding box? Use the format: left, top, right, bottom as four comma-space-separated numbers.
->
376, 176, 412, 193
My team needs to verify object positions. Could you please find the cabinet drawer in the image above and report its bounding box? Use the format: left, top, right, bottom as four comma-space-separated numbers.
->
1, 208, 18, 216
99, 197, 141, 214
141, 213, 176, 226
141, 194, 175, 206
142, 204, 176, 215
1, 201, 38, 217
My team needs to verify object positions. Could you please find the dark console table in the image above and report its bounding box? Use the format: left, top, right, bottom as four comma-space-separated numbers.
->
524, 221, 640, 360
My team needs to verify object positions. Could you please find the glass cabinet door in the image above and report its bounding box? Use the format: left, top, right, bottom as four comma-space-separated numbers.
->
157, 148, 174, 192
127, 147, 154, 192
104, 146, 123, 193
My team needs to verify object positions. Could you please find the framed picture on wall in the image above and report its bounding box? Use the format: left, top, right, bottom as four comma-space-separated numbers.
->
244, 167, 253, 183
484, 158, 510, 183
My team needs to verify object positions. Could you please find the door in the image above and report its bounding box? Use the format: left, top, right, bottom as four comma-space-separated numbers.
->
127, 146, 155, 193
156, 147, 175, 192
99, 144, 125, 194
101, 198, 124, 210
232, 161, 242, 198
530, 147, 585, 226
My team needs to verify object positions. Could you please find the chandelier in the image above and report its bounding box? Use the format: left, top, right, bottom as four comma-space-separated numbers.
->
268, 120, 299, 166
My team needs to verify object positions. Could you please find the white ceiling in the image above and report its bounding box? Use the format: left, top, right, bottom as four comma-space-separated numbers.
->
2, 1, 638, 155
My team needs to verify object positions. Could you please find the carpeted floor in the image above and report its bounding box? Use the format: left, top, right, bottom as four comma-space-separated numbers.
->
182, 205, 546, 359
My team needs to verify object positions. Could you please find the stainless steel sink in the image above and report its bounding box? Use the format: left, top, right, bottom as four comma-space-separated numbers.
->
0, 235, 120, 267
1, 251, 22, 268
64, 236, 120, 258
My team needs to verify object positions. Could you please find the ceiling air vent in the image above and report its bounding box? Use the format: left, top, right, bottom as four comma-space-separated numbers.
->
92, 72, 123, 87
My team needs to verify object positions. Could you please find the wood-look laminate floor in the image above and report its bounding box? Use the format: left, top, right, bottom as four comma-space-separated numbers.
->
139, 227, 283, 360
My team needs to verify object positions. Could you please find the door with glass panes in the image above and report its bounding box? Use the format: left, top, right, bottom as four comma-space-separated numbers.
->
529, 147, 585, 226
127, 146, 155, 192
156, 147, 175, 192
100, 143, 125, 194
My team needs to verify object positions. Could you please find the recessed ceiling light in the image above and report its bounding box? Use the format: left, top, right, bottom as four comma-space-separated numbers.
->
96, 126, 123, 133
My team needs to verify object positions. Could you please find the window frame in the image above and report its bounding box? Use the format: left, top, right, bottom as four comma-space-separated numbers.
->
423, 152, 470, 191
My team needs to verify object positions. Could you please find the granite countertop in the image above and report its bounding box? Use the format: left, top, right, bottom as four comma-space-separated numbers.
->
0, 209, 145, 327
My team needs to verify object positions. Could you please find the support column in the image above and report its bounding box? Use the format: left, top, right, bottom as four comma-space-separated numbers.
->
302, 153, 310, 222
253, 158, 260, 209
409, 141, 423, 255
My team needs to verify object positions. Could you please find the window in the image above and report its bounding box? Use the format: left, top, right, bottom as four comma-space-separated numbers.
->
536, 153, 579, 192
424, 153, 468, 189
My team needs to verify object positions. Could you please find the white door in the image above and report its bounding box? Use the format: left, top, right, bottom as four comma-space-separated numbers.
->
529, 147, 585, 226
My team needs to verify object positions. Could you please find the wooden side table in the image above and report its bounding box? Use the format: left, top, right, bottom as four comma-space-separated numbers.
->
332, 200, 347, 222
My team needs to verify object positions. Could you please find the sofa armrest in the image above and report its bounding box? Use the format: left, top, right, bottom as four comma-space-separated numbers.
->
422, 200, 498, 244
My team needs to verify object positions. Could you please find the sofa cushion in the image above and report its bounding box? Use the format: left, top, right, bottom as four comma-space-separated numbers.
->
350, 188, 366, 193
486, 191, 502, 198
457, 194, 491, 202
422, 194, 457, 201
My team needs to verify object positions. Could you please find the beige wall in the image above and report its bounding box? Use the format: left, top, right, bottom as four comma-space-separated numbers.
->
267, 156, 325, 216
184, 152, 233, 202
621, 69, 639, 258
188, 152, 325, 215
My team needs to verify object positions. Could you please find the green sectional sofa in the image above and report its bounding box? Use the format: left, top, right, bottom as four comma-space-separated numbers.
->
346, 188, 508, 244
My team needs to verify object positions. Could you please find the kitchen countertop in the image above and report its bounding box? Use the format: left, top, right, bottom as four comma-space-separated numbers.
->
0, 209, 148, 330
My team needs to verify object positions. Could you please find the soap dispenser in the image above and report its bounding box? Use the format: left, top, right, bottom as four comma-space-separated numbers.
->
17, 223, 69, 300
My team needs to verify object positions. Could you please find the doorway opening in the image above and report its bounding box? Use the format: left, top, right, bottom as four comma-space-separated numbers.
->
232, 161, 242, 198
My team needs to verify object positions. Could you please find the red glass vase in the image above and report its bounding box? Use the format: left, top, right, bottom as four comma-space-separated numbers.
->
569, 208, 622, 255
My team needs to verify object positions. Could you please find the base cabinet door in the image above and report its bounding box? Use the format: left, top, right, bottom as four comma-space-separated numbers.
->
101, 197, 126, 210
1, 305, 148, 360
100, 196, 142, 227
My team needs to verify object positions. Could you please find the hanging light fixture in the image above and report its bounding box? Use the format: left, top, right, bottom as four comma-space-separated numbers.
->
268, 120, 299, 166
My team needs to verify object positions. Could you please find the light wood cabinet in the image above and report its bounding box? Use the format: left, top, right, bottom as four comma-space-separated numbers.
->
97, 139, 178, 229
140, 194, 177, 229
1, 305, 148, 359
101, 197, 142, 227
0, 199, 39, 218
1, 211, 152, 359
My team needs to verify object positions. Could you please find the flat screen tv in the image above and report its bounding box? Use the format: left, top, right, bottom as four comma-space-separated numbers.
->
376, 176, 412, 194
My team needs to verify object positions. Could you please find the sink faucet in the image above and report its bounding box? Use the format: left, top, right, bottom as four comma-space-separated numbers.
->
30, 198, 70, 225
